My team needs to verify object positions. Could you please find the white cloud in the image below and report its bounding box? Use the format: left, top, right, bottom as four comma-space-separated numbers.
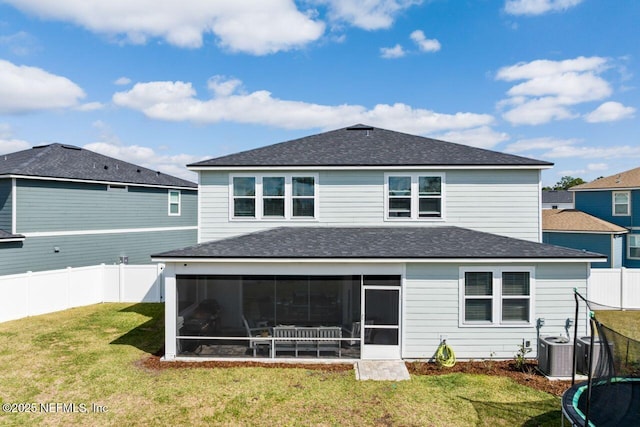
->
114, 77, 131, 86
75, 102, 104, 112
433, 126, 509, 149
507, 136, 639, 160
496, 56, 616, 125
0, 59, 85, 114
380, 44, 406, 59
3, 0, 325, 55
317, 0, 423, 30
0, 139, 31, 155
496, 57, 608, 81
0, 124, 31, 154
83, 142, 203, 182
410, 30, 440, 53
112, 76, 495, 135
0, 31, 40, 56
506, 137, 579, 153
584, 101, 636, 123
504, 0, 583, 16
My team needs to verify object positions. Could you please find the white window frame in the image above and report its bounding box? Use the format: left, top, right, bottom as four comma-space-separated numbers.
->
612, 191, 631, 216
384, 172, 445, 221
629, 235, 640, 260
168, 190, 181, 216
459, 266, 535, 328
229, 173, 318, 221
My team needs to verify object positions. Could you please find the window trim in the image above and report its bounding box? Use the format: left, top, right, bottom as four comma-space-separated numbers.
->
229, 173, 318, 221
459, 266, 535, 328
168, 189, 181, 216
629, 235, 640, 260
384, 172, 445, 221
612, 191, 631, 217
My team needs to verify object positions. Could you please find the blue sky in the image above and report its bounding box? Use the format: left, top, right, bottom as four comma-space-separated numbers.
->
0, 0, 638, 185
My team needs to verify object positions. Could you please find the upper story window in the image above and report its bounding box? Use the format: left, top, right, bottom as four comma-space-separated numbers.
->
168, 190, 181, 216
230, 174, 317, 220
613, 191, 631, 216
460, 267, 534, 327
385, 173, 444, 220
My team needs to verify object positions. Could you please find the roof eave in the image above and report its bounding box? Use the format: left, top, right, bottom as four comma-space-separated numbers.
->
188, 164, 553, 172
152, 256, 604, 264
0, 174, 197, 190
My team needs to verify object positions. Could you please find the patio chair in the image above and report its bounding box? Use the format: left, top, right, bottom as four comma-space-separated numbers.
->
243, 316, 271, 357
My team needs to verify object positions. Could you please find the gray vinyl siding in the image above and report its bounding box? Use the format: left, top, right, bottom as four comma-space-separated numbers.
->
15, 179, 196, 233
402, 262, 589, 360
0, 179, 11, 232
0, 228, 197, 276
198, 169, 540, 243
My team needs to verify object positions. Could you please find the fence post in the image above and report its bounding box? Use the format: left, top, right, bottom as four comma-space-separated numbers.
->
620, 267, 627, 309
118, 263, 125, 303
25, 271, 32, 318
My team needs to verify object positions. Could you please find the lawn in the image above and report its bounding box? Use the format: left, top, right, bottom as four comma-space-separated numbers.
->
0, 303, 563, 426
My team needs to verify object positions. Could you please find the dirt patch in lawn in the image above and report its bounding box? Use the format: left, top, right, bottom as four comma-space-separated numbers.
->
407, 360, 572, 396
139, 352, 571, 396
139, 353, 354, 373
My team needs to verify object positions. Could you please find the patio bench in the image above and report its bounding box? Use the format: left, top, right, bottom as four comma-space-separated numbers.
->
272, 326, 342, 357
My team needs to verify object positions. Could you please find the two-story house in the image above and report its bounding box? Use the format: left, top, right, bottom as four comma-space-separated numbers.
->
570, 167, 640, 268
0, 143, 198, 276
153, 125, 603, 362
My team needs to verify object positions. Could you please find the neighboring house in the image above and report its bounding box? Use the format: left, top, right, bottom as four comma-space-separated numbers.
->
571, 166, 640, 268
542, 209, 627, 268
542, 190, 574, 210
0, 143, 197, 276
153, 125, 603, 362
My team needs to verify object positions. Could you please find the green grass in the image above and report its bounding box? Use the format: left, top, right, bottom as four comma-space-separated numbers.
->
0, 304, 562, 426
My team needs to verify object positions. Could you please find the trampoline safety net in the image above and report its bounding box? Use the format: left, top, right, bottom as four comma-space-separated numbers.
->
563, 292, 640, 426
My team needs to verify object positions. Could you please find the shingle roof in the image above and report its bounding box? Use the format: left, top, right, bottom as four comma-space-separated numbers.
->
190, 125, 553, 168
0, 143, 196, 188
153, 226, 604, 260
0, 229, 25, 241
571, 166, 640, 190
542, 209, 628, 234
542, 190, 574, 204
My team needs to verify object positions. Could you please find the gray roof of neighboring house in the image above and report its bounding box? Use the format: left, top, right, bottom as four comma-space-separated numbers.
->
0, 143, 197, 188
0, 229, 25, 241
153, 226, 604, 260
542, 190, 574, 204
190, 125, 553, 168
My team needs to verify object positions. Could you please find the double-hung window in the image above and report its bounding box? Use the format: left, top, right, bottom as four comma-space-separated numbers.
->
230, 174, 317, 220
385, 173, 444, 220
168, 190, 181, 216
292, 177, 315, 218
460, 267, 534, 327
613, 191, 631, 216
629, 235, 640, 259
233, 177, 256, 217
263, 177, 285, 217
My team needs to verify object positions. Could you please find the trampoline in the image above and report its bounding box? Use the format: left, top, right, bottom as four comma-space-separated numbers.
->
562, 291, 640, 426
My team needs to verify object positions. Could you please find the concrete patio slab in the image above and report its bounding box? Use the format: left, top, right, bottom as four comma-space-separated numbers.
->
355, 360, 411, 381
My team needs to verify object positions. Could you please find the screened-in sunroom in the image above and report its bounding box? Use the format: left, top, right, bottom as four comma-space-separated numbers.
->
173, 274, 402, 360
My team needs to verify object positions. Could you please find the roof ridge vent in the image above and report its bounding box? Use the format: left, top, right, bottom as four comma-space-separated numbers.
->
346, 124, 374, 131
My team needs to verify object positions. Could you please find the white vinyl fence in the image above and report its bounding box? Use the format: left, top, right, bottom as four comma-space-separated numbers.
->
589, 268, 640, 309
0, 263, 164, 323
